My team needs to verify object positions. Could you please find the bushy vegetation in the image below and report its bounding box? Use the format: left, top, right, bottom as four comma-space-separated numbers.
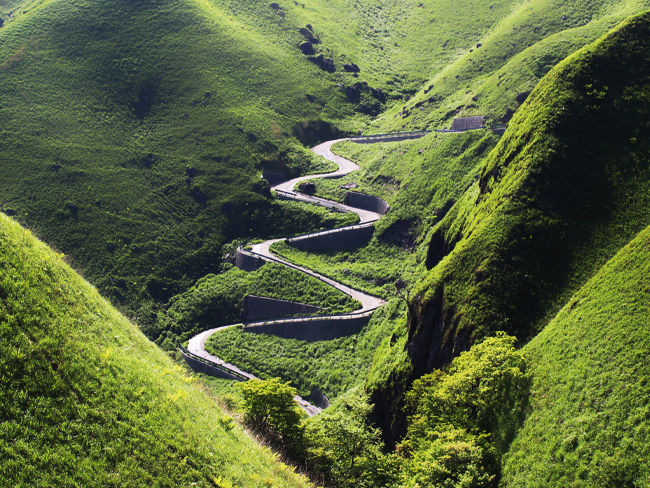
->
236, 335, 528, 488
302, 388, 392, 488
152, 255, 360, 349
238, 378, 305, 453
396, 333, 530, 488
205, 298, 407, 399
0, 213, 308, 487
501, 225, 650, 487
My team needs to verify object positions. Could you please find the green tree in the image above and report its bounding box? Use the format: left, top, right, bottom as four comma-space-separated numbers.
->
397, 426, 495, 488
238, 378, 304, 448
303, 388, 395, 488
397, 333, 530, 487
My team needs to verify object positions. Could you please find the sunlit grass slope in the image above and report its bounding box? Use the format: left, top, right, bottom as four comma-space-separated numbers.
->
502, 225, 650, 487
354, 11, 650, 441
0, 0, 562, 324
371, 0, 650, 132
0, 213, 309, 487
277, 0, 650, 310
405, 9, 650, 369
212, 0, 522, 93
0, 0, 360, 319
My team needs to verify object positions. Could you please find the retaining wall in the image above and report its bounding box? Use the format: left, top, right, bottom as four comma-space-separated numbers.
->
245, 314, 370, 341
236, 249, 265, 271
344, 191, 389, 214
451, 116, 484, 131
287, 223, 374, 251
179, 348, 244, 381
244, 294, 321, 321
351, 131, 431, 144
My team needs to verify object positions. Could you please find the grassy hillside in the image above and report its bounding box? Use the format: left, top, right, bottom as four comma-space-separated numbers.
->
370, 0, 650, 132
272, 0, 650, 317
0, 0, 544, 322
405, 9, 650, 373
205, 298, 406, 399
0, 0, 364, 320
212, 0, 522, 92
0, 212, 309, 487
206, 2, 650, 415
154, 260, 360, 349
502, 225, 650, 487
347, 9, 650, 444
6, 0, 642, 327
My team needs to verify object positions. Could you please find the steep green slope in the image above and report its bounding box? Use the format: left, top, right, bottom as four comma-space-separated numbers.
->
203, 2, 650, 412
407, 9, 650, 372
3, 0, 648, 338
371, 0, 650, 132
274, 0, 650, 315
502, 225, 650, 487
0, 0, 358, 319
359, 10, 650, 443
212, 0, 522, 92
0, 213, 309, 487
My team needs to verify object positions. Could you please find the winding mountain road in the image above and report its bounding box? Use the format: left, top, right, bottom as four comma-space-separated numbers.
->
185, 134, 426, 415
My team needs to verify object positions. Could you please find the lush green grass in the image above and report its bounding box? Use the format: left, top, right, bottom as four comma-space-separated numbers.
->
0, 0, 531, 326
6, 0, 639, 329
370, 0, 650, 133
3, 1, 650, 484
0, 0, 368, 323
354, 9, 650, 447
154, 259, 361, 350
212, 0, 524, 94
205, 298, 407, 399
271, 238, 415, 299
207, 326, 364, 399
404, 8, 650, 370
0, 213, 309, 487
502, 225, 650, 487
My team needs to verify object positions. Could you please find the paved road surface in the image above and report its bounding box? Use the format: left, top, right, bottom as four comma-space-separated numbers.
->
186, 134, 428, 415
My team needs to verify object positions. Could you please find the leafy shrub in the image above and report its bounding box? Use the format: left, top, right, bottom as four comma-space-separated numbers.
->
396, 333, 530, 487
219, 415, 236, 432
303, 389, 394, 488
238, 378, 305, 450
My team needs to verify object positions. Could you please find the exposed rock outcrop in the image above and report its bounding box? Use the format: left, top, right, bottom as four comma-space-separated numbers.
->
299, 27, 320, 44
309, 54, 335, 73
299, 40, 315, 55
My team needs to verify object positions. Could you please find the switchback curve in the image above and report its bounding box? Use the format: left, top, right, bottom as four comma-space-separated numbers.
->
184, 134, 427, 415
